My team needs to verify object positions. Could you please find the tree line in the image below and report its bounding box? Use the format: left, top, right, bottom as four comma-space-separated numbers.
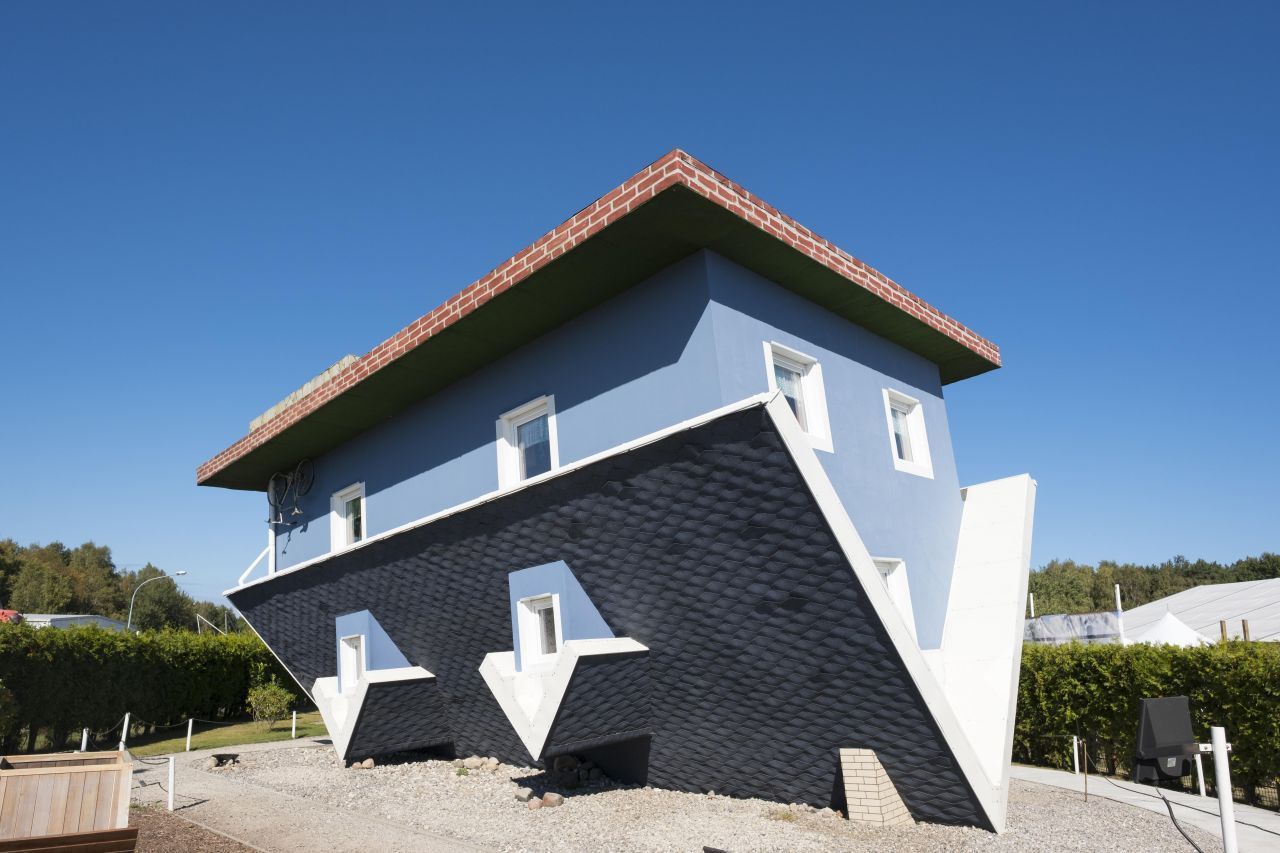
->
0, 539, 243, 632
1027, 552, 1280, 616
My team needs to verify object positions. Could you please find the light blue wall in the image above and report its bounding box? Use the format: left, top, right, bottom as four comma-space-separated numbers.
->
507, 561, 615, 671
277, 249, 965, 649
702, 252, 963, 648
275, 253, 723, 569
334, 609, 411, 691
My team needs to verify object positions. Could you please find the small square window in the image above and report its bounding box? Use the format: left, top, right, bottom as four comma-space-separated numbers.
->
339, 634, 366, 694
330, 483, 366, 551
517, 594, 562, 669
873, 558, 917, 642
763, 342, 832, 452
772, 357, 808, 431
882, 389, 933, 478
497, 396, 559, 489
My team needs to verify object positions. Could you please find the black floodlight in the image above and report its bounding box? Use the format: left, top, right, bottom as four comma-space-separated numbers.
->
1134, 695, 1197, 783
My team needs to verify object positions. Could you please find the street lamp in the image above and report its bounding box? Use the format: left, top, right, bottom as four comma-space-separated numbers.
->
126, 571, 188, 630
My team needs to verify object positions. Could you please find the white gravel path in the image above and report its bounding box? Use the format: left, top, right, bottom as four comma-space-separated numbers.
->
203, 742, 1224, 852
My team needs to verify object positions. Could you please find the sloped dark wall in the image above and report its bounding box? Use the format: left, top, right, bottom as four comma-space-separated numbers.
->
346, 679, 452, 759
230, 407, 989, 828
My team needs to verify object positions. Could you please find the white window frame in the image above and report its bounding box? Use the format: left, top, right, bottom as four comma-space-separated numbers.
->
881, 388, 933, 478
516, 593, 563, 669
496, 395, 560, 489
873, 558, 917, 642
762, 341, 833, 453
339, 633, 367, 694
330, 482, 367, 552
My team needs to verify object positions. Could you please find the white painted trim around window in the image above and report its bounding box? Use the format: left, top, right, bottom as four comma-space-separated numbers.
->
762, 341, 833, 453
516, 593, 563, 670
495, 395, 560, 489
338, 633, 367, 694
872, 557, 917, 643
882, 388, 933, 479
330, 482, 366, 552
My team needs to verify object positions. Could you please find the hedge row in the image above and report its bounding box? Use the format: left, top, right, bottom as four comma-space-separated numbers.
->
0, 624, 300, 752
1015, 641, 1280, 790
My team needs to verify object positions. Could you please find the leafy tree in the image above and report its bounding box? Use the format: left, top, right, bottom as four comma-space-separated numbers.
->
0, 539, 21, 606
8, 560, 73, 613
0, 539, 242, 632
122, 564, 194, 631
194, 600, 248, 634
66, 542, 124, 617
1030, 552, 1280, 615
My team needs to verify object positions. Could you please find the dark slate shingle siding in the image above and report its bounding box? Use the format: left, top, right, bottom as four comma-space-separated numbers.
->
345, 678, 452, 761
543, 651, 651, 757
230, 408, 989, 828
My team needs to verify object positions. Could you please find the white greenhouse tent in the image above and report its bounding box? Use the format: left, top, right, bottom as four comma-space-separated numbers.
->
1125, 611, 1211, 647
1122, 578, 1280, 643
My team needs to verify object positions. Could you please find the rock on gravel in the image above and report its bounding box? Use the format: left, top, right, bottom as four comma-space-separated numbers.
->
218, 744, 1224, 852
541, 792, 564, 808
514, 787, 534, 802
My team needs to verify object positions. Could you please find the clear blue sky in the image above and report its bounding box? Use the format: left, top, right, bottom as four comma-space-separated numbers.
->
2, 2, 1276, 605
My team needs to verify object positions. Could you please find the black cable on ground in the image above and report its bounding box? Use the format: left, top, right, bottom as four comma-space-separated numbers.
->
1077, 744, 1280, 849
1157, 788, 1206, 853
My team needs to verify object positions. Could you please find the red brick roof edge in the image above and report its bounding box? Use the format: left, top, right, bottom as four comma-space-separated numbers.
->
197, 149, 1000, 485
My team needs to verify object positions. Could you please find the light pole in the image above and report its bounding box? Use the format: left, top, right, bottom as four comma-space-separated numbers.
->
126, 571, 188, 630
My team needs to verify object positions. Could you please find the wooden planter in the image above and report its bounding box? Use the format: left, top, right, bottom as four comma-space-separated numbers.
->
0, 752, 136, 851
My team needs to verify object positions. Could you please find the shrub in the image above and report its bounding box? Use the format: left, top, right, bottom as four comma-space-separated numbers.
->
0, 623, 301, 751
247, 679, 294, 730
1016, 641, 1280, 794
0, 680, 16, 744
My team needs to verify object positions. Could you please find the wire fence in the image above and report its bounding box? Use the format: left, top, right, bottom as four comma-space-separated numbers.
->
1018, 733, 1280, 812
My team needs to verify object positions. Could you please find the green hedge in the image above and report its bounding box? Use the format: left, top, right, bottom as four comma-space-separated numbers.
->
1016, 641, 1280, 791
0, 624, 300, 752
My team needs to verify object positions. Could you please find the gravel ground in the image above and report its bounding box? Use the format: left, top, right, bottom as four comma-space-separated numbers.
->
209, 744, 1223, 852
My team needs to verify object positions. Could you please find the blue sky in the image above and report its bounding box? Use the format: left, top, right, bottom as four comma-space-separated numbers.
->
1, 2, 1276, 604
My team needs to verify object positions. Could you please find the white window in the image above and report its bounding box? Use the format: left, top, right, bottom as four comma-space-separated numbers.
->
873, 558, 917, 642
339, 634, 366, 694
882, 389, 933, 478
330, 482, 366, 551
496, 395, 559, 489
763, 342, 832, 452
516, 594, 562, 668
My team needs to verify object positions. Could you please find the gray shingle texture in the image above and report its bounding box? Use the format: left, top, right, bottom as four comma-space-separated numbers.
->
229, 407, 989, 828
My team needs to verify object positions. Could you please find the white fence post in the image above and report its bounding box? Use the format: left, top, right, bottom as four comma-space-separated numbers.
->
1072, 735, 1079, 774
167, 756, 175, 812
80, 728, 89, 752
1194, 753, 1206, 796
118, 712, 130, 751
186, 718, 194, 752
1212, 726, 1238, 853
291, 711, 297, 739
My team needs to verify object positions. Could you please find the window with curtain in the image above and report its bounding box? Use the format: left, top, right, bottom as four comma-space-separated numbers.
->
497, 396, 559, 488
890, 403, 913, 462
330, 482, 366, 551
517, 413, 552, 479
763, 342, 832, 451
883, 388, 933, 478
344, 494, 364, 543
772, 358, 808, 431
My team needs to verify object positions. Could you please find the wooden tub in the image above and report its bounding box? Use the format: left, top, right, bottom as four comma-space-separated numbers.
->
0, 752, 135, 850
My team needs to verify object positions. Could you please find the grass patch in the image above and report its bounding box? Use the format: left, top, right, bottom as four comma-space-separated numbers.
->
765, 808, 796, 822
126, 712, 327, 756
